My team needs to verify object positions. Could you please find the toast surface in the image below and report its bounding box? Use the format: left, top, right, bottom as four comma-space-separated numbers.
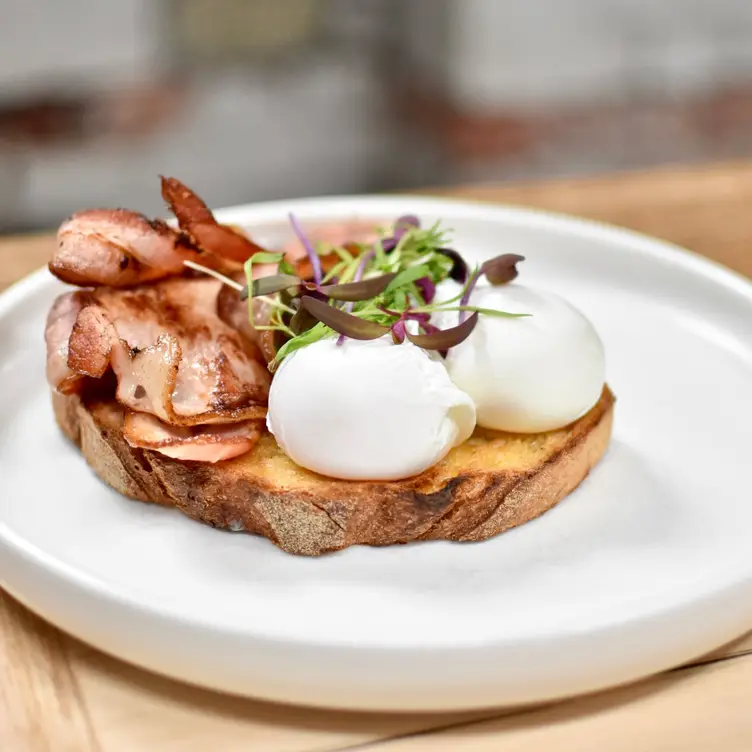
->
53, 386, 614, 556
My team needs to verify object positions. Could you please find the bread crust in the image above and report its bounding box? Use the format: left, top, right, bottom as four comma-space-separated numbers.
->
52, 387, 614, 556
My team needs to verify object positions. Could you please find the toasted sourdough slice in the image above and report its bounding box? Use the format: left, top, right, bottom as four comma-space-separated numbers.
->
53, 386, 614, 556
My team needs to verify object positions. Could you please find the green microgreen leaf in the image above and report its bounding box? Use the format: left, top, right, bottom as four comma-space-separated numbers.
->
271, 322, 330, 370
322, 260, 346, 284
384, 264, 432, 294
247, 251, 285, 273
278, 257, 296, 276
437, 305, 530, 319
330, 244, 356, 264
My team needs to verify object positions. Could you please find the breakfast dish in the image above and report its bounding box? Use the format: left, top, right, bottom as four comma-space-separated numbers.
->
4, 193, 752, 709
45, 178, 613, 555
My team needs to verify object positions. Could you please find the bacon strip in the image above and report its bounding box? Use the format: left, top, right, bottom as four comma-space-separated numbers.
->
123, 411, 263, 463
45, 278, 270, 426
111, 333, 181, 423
50, 209, 205, 288
45, 291, 91, 394
67, 303, 116, 378
161, 176, 265, 263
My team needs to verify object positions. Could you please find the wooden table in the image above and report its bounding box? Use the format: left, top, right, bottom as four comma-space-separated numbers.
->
3, 160, 752, 751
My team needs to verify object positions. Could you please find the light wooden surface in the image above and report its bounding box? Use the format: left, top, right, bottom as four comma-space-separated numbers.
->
3, 159, 752, 751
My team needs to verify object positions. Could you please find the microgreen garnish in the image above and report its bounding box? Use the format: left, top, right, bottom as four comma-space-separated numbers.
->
414, 276, 436, 304
459, 253, 526, 321
384, 264, 432, 294
435, 248, 469, 283
395, 214, 420, 230
405, 312, 479, 350
246, 251, 284, 278
186, 214, 529, 370
301, 296, 391, 340
482, 253, 525, 285
317, 272, 398, 302
247, 273, 301, 298
289, 304, 318, 335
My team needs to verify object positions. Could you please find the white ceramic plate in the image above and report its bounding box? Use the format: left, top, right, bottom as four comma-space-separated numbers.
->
2, 195, 752, 712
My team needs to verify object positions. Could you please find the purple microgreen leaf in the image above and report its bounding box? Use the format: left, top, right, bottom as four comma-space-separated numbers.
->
395, 214, 420, 230
289, 213, 323, 286
318, 272, 398, 302
405, 312, 479, 351
242, 273, 300, 299
380, 236, 398, 253
289, 304, 318, 335
414, 276, 436, 303
418, 321, 447, 357
391, 319, 406, 344
301, 296, 391, 340
481, 253, 525, 285
419, 321, 441, 335
299, 285, 329, 302
353, 249, 375, 282
436, 248, 469, 283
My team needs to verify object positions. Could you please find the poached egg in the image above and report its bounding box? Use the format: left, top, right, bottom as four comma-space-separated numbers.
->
437, 281, 605, 433
266, 336, 476, 480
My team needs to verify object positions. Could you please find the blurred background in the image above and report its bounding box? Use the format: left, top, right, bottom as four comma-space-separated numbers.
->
2, 0, 752, 232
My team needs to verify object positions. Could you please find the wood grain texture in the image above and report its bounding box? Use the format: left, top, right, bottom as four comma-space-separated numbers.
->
431, 159, 752, 279
0, 597, 98, 752
2, 159, 752, 751
364, 653, 752, 752
0, 232, 52, 293
68, 642, 491, 752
